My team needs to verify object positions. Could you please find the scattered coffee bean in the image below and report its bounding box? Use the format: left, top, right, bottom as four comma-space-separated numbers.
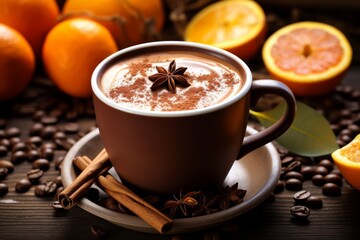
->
15, 178, 32, 193
0, 160, 14, 173
41, 125, 57, 139
322, 183, 341, 196
29, 123, 44, 136
53, 176, 63, 187
27, 149, 40, 162
12, 142, 27, 152
0, 182, 9, 196
40, 116, 58, 125
91, 225, 107, 238
0, 139, 11, 150
34, 184, 47, 197
39, 147, 54, 160
32, 158, 50, 171
290, 205, 310, 219
285, 160, 302, 173
285, 178, 303, 191
318, 159, 334, 172
0, 145, 7, 157
27, 136, 42, 147
331, 168, 342, 177
281, 156, 294, 166
52, 201, 67, 211
312, 174, 326, 186
5, 127, 21, 138
27, 168, 44, 183
273, 180, 285, 194
284, 171, 304, 182
293, 190, 311, 203
314, 166, 329, 176
10, 150, 28, 164
44, 180, 58, 195
324, 173, 342, 186
305, 196, 323, 209
301, 166, 316, 180
62, 122, 80, 133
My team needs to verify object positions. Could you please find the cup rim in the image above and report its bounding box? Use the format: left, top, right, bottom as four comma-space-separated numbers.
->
91, 41, 252, 117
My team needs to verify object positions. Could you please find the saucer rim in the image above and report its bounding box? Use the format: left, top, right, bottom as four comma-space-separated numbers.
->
61, 126, 280, 234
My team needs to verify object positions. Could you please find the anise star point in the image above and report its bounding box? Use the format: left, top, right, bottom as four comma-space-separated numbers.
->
148, 60, 191, 93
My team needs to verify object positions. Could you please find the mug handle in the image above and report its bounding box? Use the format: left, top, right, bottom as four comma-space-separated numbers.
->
237, 79, 297, 159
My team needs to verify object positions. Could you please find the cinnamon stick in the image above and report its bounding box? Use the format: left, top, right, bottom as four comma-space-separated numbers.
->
74, 156, 172, 233
58, 149, 111, 209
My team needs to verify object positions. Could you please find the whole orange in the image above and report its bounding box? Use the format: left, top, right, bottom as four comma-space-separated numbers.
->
184, 0, 267, 61
0, 0, 60, 58
262, 21, 352, 96
61, 0, 165, 48
42, 18, 118, 98
0, 24, 35, 101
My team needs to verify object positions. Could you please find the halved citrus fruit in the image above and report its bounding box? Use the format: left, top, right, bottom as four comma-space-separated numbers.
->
184, 0, 266, 61
262, 21, 352, 96
332, 134, 360, 190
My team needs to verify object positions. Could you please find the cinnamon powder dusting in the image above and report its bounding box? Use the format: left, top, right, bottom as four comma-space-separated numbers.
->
103, 52, 242, 111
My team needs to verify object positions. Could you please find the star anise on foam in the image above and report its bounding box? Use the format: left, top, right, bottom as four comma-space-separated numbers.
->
162, 190, 199, 218
148, 60, 190, 93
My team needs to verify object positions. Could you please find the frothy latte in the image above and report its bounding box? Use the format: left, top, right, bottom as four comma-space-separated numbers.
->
100, 51, 243, 111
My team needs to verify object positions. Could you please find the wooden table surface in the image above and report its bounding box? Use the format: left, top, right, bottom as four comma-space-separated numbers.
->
1, 2, 360, 236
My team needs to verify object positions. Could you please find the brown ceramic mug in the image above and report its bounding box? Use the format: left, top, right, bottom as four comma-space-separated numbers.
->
91, 41, 296, 194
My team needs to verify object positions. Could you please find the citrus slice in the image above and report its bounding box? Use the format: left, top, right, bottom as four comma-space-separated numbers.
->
332, 134, 360, 190
184, 0, 266, 61
262, 21, 352, 96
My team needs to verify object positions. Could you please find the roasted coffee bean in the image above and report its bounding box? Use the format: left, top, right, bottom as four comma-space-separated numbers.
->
54, 156, 64, 170
32, 158, 50, 171
34, 184, 47, 197
27, 149, 40, 162
40, 116, 58, 125
0, 160, 14, 173
5, 127, 20, 138
15, 178, 32, 193
0, 182, 8, 196
12, 142, 27, 152
53, 131, 66, 140
312, 174, 326, 186
290, 205, 310, 219
322, 183, 341, 196
0, 145, 7, 157
318, 159, 334, 172
44, 181, 57, 195
29, 123, 44, 136
41, 125, 57, 139
284, 171, 304, 182
273, 180, 285, 194
281, 156, 294, 166
42, 142, 57, 150
293, 190, 311, 203
52, 201, 67, 211
9, 137, 21, 147
26, 136, 42, 147
53, 175, 63, 187
11, 150, 28, 164
305, 196, 323, 209
331, 168, 342, 177
27, 168, 44, 183
301, 166, 316, 180
285, 160, 302, 173
32, 110, 46, 121
0, 167, 9, 180
314, 166, 329, 176
62, 122, 79, 133
40, 147, 54, 160
285, 178, 303, 191
0, 139, 10, 150
91, 225, 107, 238
324, 173, 342, 186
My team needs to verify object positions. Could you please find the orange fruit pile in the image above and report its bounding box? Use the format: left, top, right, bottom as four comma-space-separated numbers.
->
332, 134, 360, 190
0, 0, 59, 58
184, 0, 267, 61
262, 21, 352, 96
42, 18, 118, 98
61, 0, 165, 48
0, 24, 35, 101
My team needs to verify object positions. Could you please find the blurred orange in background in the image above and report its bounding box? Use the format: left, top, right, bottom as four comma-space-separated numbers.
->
0, 0, 60, 59
0, 24, 35, 101
61, 0, 165, 49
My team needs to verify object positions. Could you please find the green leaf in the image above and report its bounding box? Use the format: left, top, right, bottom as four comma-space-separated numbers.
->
250, 101, 339, 157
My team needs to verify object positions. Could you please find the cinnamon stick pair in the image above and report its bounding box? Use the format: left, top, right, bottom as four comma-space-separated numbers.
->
58, 149, 172, 233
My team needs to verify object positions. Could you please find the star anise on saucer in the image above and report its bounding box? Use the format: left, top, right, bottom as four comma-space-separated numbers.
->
218, 183, 247, 210
162, 190, 199, 218
148, 60, 191, 93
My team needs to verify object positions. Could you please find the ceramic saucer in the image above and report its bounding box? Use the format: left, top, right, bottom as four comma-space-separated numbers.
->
61, 126, 280, 234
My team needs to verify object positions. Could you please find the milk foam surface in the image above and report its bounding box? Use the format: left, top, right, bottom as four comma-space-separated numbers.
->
101, 52, 243, 111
